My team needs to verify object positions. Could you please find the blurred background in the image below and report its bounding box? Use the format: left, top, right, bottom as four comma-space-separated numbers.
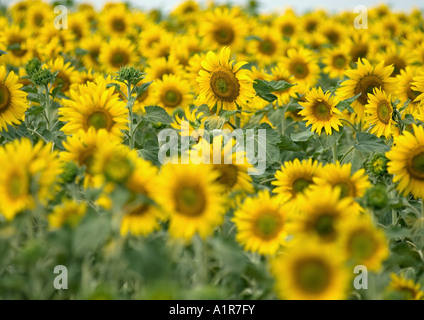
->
3, 0, 424, 12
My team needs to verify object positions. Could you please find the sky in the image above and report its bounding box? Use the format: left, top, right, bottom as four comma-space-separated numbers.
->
73, 0, 423, 13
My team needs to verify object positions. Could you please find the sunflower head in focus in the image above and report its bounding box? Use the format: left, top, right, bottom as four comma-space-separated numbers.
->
364, 88, 394, 139
151, 74, 192, 114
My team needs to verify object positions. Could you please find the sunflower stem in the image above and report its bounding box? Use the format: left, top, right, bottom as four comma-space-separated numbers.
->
340, 119, 358, 133
339, 146, 354, 164
421, 199, 424, 217
332, 142, 338, 163
127, 81, 135, 149
44, 84, 52, 132
235, 105, 241, 128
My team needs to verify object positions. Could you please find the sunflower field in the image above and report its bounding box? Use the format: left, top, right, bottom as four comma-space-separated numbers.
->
1, 0, 424, 301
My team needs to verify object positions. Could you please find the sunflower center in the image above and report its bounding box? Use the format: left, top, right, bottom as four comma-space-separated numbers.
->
162, 89, 182, 108
348, 230, 377, 260
376, 101, 392, 124
313, 214, 336, 239
213, 26, 235, 45
55, 71, 71, 92
333, 54, 347, 69
325, 30, 340, 45
0, 83, 11, 111
295, 258, 331, 294
111, 50, 130, 68
355, 75, 384, 105
10, 39, 27, 57
254, 211, 282, 240
292, 178, 313, 194
259, 39, 276, 55
157, 67, 173, 80
334, 180, 355, 198
281, 24, 295, 36
350, 44, 368, 62
175, 185, 206, 216
89, 48, 100, 61
9, 173, 25, 199
385, 56, 406, 76
407, 148, 424, 180
290, 61, 309, 79
407, 87, 421, 101
312, 101, 332, 121
210, 69, 240, 102
128, 203, 149, 217
216, 164, 238, 189
86, 110, 113, 131
34, 13, 44, 27
105, 156, 133, 183
112, 18, 126, 32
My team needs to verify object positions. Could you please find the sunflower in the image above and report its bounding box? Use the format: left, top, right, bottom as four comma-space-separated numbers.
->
386, 274, 424, 300
376, 45, 411, 77
99, 3, 132, 38
232, 190, 290, 255
0, 66, 28, 132
26, 1, 53, 31
346, 32, 371, 63
364, 88, 394, 139
171, 0, 200, 24
80, 35, 104, 70
280, 48, 320, 93
151, 74, 192, 114
274, 11, 298, 38
59, 81, 128, 139
48, 200, 87, 229
138, 24, 165, 59
0, 139, 61, 221
120, 159, 166, 237
265, 64, 298, 105
38, 24, 75, 56
197, 46, 255, 111
68, 12, 91, 42
185, 53, 207, 92
272, 158, 323, 205
200, 7, 248, 52
386, 124, 424, 199
270, 240, 349, 300
338, 215, 388, 271
171, 106, 205, 137
322, 46, 351, 79
70, 69, 103, 92
299, 87, 343, 135
0, 25, 33, 66
313, 162, 371, 200
337, 58, 396, 122
318, 20, 344, 46
158, 162, 226, 241
412, 75, 424, 104
293, 186, 360, 243
144, 56, 184, 82
45, 56, 78, 96
247, 27, 282, 67
99, 38, 137, 73
396, 67, 424, 116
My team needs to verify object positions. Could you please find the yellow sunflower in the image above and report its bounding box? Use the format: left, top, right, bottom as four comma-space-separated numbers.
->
386, 124, 424, 199
412, 75, 424, 104
395, 67, 424, 116
337, 58, 396, 122
299, 87, 343, 135
80, 35, 104, 70
232, 190, 290, 256
274, 11, 299, 38
338, 214, 389, 272
120, 159, 166, 237
272, 158, 323, 205
197, 46, 255, 111
45, 56, 78, 96
364, 88, 394, 139
322, 46, 351, 79
99, 4, 132, 38
151, 74, 192, 114
59, 81, 128, 139
185, 53, 207, 92
0, 25, 33, 66
247, 27, 282, 67
376, 45, 411, 77
48, 200, 87, 229
270, 239, 349, 300
200, 7, 248, 52
144, 56, 184, 82
0, 66, 28, 132
99, 38, 137, 73
157, 162, 226, 241
386, 274, 424, 300
0, 139, 61, 221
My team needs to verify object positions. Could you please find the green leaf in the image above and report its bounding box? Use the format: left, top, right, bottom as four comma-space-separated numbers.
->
143, 106, 172, 125
402, 114, 415, 125
253, 80, 277, 103
279, 135, 301, 151
7, 43, 20, 51
0, 50, 7, 56
72, 214, 111, 256
267, 80, 296, 91
354, 132, 390, 153
290, 130, 314, 142
336, 93, 362, 113
133, 81, 152, 97
220, 109, 240, 121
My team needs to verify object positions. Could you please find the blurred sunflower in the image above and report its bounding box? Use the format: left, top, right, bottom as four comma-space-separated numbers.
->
299, 87, 343, 135
322, 46, 350, 79
386, 124, 424, 199
386, 274, 424, 300
396, 67, 423, 116
144, 56, 184, 82
247, 27, 282, 67
99, 4, 132, 37
265, 64, 297, 105
0, 25, 33, 66
158, 163, 226, 241
99, 38, 137, 73
45, 56, 78, 96
364, 88, 394, 139
271, 240, 349, 300
48, 200, 87, 229
197, 46, 255, 111
232, 190, 290, 255
0, 66, 28, 132
80, 35, 104, 70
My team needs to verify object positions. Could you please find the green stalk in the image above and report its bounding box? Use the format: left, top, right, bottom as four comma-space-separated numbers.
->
127, 81, 135, 149
44, 84, 52, 131
332, 142, 338, 164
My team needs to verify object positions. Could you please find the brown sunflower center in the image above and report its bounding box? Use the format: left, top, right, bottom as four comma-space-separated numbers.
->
55, 71, 71, 92
253, 211, 283, 240
89, 48, 100, 62
290, 60, 309, 79
347, 229, 377, 260
127, 203, 150, 217
85, 110, 113, 131
350, 44, 368, 62
112, 18, 126, 32
34, 13, 44, 27
313, 101, 332, 121
259, 39, 276, 55
175, 185, 206, 216
292, 178, 313, 195
294, 258, 332, 294
332, 54, 347, 69
313, 213, 336, 239
0, 83, 11, 111
9, 173, 26, 199
111, 50, 130, 68
77, 148, 95, 169
334, 180, 356, 198
157, 67, 173, 80
210, 69, 240, 102
281, 24, 295, 36
384, 56, 406, 76
162, 89, 182, 108
407, 148, 424, 180
407, 87, 421, 102
213, 25, 235, 45
9, 38, 27, 57
324, 30, 340, 45
355, 75, 384, 105
216, 164, 238, 189
376, 101, 392, 124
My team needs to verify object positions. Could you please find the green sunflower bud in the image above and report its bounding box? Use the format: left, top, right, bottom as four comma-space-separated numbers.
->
61, 161, 79, 183
365, 184, 389, 209
32, 68, 54, 87
368, 153, 388, 176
